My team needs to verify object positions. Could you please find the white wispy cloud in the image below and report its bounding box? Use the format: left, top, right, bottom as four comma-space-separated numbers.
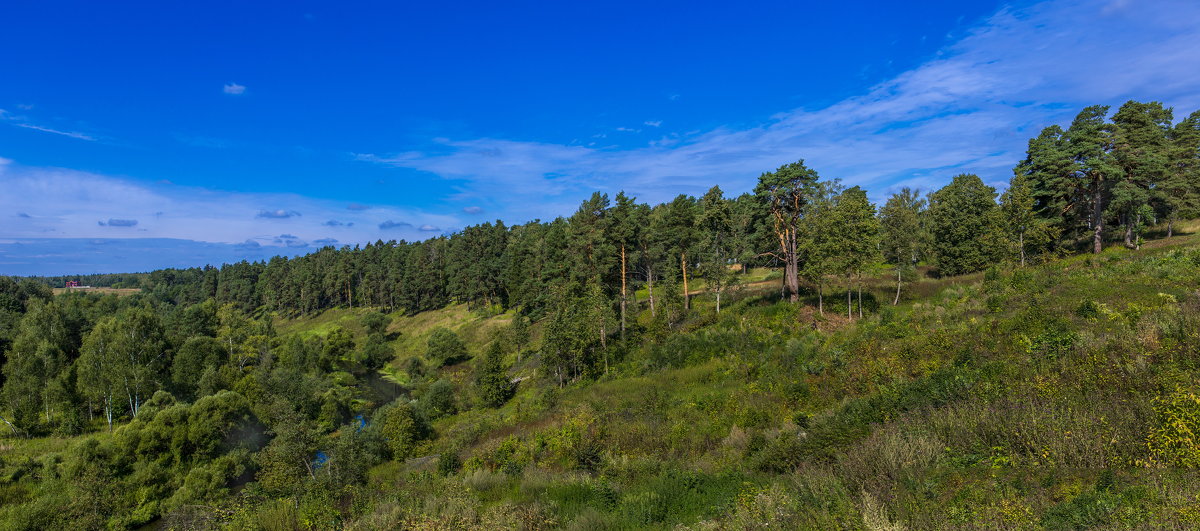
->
1, 109, 98, 141
0, 162, 461, 246
223, 83, 247, 95
14, 123, 97, 141
359, 0, 1200, 210
644, 120, 662, 127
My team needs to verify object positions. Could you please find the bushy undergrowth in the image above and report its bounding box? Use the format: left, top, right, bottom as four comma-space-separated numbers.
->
4, 239, 1200, 529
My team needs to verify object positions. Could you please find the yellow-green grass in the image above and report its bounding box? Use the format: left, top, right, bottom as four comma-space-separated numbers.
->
274, 303, 523, 372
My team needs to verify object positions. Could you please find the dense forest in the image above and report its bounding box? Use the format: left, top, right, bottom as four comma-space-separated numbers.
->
0, 100, 1198, 529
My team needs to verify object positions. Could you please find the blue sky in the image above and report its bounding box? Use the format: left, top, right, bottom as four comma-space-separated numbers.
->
2, 0, 1199, 275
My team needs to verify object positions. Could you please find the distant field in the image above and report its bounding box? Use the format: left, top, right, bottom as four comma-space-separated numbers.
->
51, 286, 142, 296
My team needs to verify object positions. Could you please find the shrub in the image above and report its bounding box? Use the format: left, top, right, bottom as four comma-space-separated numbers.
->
1144, 387, 1200, 468
1076, 299, 1101, 320
415, 379, 458, 421
475, 341, 516, 408
1040, 489, 1121, 530
437, 450, 462, 476
376, 400, 428, 460
752, 431, 805, 473
427, 327, 468, 366
361, 311, 391, 336
619, 491, 667, 525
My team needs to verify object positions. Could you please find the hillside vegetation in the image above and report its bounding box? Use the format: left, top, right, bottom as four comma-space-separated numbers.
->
0, 225, 1197, 528
0, 101, 1198, 529
355, 225, 1200, 530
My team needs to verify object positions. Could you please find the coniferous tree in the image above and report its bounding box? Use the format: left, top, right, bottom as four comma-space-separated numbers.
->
1111, 100, 1172, 249
474, 340, 515, 408
1164, 110, 1200, 236
608, 192, 642, 337
508, 312, 530, 363
567, 192, 615, 285
658, 195, 698, 310
640, 205, 670, 316
755, 161, 821, 303
729, 192, 770, 275
1015, 125, 1076, 251
1065, 106, 1120, 254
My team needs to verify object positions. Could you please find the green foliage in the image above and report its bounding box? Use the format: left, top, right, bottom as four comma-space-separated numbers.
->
172, 336, 227, 399
376, 400, 428, 460
755, 159, 822, 301
360, 311, 391, 336
426, 327, 468, 366
321, 325, 356, 369
416, 379, 458, 420
255, 402, 320, 494
4, 121, 1200, 527
1076, 298, 1102, 320
475, 341, 516, 408
880, 188, 926, 302
1144, 387, 1200, 468
928, 173, 1000, 275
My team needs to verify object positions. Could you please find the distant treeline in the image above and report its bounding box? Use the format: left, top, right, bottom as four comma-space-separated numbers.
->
22, 101, 1200, 323
32, 273, 147, 289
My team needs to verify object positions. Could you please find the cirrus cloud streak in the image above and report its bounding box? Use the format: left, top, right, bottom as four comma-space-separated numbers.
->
359, 0, 1200, 209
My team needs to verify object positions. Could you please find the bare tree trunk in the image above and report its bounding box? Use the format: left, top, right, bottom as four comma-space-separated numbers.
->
1135, 212, 1142, 250
785, 245, 800, 303
681, 252, 689, 310
857, 280, 863, 319
1167, 218, 1174, 238
599, 318, 607, 375
716, 291, 721, 314
1092, 186, 1104, 254
847, 279, 852, 320
0, 413, 19, 436
599, 319, 607, 350
818, 281, 824, 315
1019, 232, 1026, 267
1124, 213, 1134, 249
620, 245, 626, 339
648, 268, 656, 317
893, 268, 902, 305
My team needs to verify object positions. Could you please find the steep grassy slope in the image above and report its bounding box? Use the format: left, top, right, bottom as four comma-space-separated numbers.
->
347, 227, 1200, 529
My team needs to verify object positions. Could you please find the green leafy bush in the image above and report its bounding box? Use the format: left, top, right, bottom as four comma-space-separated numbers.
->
1144, 387, 1200, 468
427, 327, 468, 366
375, 400, 429, 460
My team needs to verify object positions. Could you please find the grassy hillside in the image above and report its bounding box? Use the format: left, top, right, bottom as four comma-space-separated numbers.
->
336, 222, 1200, 529
3, 223, 1200, 529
